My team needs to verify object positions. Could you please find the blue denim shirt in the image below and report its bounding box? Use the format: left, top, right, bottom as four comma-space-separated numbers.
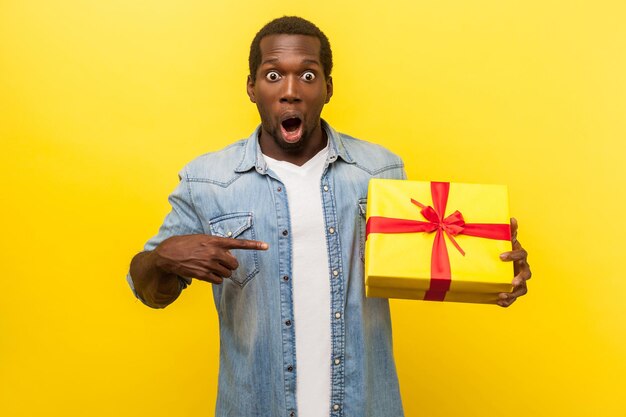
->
128, 121, 406, 417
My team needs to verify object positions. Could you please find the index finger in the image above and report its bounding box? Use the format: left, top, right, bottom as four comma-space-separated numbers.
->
219, 238, 269, 251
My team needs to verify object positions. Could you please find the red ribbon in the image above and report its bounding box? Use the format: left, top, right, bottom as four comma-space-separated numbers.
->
365, 182, 511, 301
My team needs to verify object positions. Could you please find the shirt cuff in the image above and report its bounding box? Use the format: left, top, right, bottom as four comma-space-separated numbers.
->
126, 272, 190, 308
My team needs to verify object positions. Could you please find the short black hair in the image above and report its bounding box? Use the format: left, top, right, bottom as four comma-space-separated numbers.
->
249, 16, 333, 82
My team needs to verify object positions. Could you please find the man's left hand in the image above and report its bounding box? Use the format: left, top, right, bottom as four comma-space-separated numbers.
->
497, 217, 532, 307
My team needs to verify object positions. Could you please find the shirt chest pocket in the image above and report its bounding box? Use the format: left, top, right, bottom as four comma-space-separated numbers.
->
208, 212, 260, 288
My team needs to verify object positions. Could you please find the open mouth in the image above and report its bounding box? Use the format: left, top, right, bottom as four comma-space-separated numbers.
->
280, 117, 303, 143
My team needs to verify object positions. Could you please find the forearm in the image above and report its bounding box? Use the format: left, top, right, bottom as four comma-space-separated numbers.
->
129, 250, 183, 309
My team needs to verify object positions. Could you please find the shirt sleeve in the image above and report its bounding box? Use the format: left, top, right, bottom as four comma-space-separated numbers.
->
127, 167, 203, 304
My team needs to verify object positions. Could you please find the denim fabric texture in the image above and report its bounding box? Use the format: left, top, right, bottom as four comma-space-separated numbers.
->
127, 121, 406, 417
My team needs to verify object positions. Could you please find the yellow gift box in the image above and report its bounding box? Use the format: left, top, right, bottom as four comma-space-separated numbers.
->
364, 179, 514, 304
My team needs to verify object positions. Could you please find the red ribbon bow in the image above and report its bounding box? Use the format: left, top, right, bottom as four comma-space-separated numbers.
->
365, 182, 511, 301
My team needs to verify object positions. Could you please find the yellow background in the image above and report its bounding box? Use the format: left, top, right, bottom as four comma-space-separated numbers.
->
1, 1, 624, 416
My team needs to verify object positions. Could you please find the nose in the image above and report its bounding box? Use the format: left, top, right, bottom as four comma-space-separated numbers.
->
279, 75, 301, 103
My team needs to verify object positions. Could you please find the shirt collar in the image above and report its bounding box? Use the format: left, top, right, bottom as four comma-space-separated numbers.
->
234, 120, 355, 174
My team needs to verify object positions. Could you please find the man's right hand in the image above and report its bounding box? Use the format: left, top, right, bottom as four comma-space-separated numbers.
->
129, 234, 268, 308
153, 234, 269, 285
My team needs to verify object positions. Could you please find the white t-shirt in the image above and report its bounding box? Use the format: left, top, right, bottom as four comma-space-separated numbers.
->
264, 145, 331, 417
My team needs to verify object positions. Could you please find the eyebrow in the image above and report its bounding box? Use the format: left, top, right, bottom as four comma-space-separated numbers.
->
261, 58, 321, 66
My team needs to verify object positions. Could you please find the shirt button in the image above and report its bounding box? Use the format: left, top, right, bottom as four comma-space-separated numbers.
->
287, 365, 293, 372
335, 312, 341, 319
285, 320, 292, 326
323, 185, 329, 191
333, 404, 340, 411
282, 230, 289, 236
277, 186, 282, 192
334, 358, 340, 365
290, 412, 295, 417
283, 275, 289, 281
328, 227, 335, 234
226, 231, 232, 237
332, 270, 339, 277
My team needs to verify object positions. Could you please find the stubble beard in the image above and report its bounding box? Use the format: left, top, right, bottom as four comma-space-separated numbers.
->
265, 122, 310, 153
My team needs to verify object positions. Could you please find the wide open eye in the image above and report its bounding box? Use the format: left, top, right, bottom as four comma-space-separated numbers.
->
302, 71, 316, 81
265, 71, 281, 81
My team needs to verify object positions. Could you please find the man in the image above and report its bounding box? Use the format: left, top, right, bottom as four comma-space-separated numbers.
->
127, 16, 531, 417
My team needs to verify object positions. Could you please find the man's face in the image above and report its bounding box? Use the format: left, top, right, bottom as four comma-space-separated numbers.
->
247, 34, 333, 157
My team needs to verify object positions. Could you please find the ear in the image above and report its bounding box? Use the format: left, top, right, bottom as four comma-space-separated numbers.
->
247, 75, 256, 103
325, 76, 333, 103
